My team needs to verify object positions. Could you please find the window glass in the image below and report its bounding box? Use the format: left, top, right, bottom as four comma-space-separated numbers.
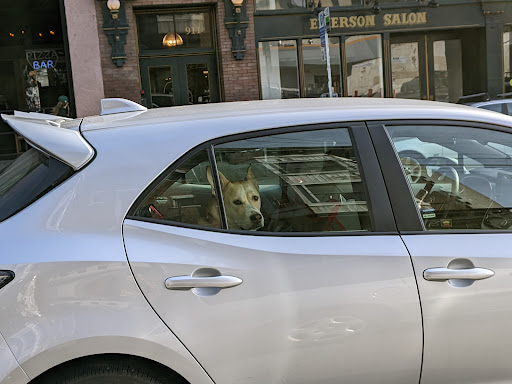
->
255, 0, 305, 10
392, 42, 420, 99
346, 34, 383, 98
480, 103, 503, 113
136, 12, 213, 52
504, 26, 512, 94
0, 148, 73, 222
387, 125, 512, 231
433, 40, 462, 103
258, 40, 300, 99
302, 38, 342, 98
255, 0, 360, 11
214, 128, 372, 233
131, 150, 221, 228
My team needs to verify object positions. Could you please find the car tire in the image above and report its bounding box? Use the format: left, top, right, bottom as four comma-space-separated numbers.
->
33, 355, 186, 384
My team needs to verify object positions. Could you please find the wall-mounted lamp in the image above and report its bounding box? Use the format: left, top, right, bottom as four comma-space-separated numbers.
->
224, 0, 249, 60
162, 33, 183, 47
232, 0, 244, 13
428, 0, 439, 7
103, 0, 128, 67
107, 0, 120, 19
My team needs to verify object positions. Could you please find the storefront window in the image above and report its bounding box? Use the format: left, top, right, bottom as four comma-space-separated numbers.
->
433, 39, 462, 103
504, 26, 512, 94
259, 40, 300, 99
136, 12, 213, 52
0, 1, 71, 116
302, 38, 342, 97
256, 0, 362, 11
346, 34, 383, 98
392, 42, 420, 99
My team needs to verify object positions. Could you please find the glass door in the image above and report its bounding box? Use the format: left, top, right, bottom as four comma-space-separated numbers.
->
140, 55, 219, 107
391, 33, 463, 102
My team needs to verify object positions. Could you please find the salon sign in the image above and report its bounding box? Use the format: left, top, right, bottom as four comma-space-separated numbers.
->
309, 11, 427, 31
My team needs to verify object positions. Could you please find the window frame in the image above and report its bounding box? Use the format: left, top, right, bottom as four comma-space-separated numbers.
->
126, 122, 397, 236
368, 119, 512, 235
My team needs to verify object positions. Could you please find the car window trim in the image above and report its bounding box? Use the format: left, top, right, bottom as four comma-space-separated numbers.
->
206, 144, 227, 229
126, 121, 398, 236
368, 119, 512, 235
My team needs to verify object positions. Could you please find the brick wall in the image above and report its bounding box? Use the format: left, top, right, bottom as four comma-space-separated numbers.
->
216, 0, 260, 101
96, 0, 260, 104
96, 1, 140, 103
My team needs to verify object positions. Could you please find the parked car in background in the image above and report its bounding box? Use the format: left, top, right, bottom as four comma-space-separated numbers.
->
3, 98, 512, 384
458, 92, 512, 116
470, 99, 512, 116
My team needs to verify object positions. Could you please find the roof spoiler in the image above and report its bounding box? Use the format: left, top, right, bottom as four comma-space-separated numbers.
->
0, 114, 94, 171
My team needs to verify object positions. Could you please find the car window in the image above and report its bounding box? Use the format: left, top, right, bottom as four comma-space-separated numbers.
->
0, 148, 74, 222
386, 125, 512, 231
130, 128, 372, 233
507, 103, 512, 116
131, 149, 222, 228
479, 103, 503, 113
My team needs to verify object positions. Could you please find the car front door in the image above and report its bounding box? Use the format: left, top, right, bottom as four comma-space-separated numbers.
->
123, 124, 422, 384
373, 121, 512, 384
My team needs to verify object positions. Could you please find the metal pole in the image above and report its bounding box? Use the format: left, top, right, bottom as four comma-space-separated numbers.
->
325, 29, 333, 97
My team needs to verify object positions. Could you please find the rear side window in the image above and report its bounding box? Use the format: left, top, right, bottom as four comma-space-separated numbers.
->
0, 148, 74, 221
130, 127, 373, 233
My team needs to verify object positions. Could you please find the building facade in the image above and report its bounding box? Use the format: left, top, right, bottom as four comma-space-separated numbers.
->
1, 0, 512, 159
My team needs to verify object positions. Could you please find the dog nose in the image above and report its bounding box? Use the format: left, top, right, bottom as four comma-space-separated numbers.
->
250, 213, 262, 223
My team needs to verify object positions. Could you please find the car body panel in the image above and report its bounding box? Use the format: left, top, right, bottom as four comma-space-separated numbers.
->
123, 220, 423, 384
0, 146, 214, 383
403, 233, 512, 384
0, 332, 28, 384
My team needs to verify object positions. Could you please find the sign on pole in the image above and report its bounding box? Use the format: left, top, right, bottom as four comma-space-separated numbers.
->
318, 7, 333, 97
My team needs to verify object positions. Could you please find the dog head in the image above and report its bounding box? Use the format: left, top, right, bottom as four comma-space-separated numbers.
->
207, 166, 264, 231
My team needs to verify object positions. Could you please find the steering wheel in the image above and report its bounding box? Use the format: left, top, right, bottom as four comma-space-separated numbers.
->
400, 156, 423, 183
431, 166, 460, 195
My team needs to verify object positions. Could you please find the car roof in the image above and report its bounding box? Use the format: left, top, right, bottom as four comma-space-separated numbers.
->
4, 98, 512, 171
80, 98, 512, 134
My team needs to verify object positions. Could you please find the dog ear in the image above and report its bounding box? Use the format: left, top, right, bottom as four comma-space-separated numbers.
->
245, 165, 259, 191
206, 166, 230, 195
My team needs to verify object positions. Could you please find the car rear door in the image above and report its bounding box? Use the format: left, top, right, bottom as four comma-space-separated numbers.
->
123, 123, 422, 384
370, 120, 512, 384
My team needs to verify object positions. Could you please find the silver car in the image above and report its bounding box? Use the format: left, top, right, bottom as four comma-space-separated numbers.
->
2, 98, 512, 384
471, 99, 512, 116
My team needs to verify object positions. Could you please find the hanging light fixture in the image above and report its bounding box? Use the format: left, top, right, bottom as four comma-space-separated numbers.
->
162, 32, 183, 47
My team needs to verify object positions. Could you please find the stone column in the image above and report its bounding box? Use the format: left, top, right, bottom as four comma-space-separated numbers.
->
63, 0, 105, 117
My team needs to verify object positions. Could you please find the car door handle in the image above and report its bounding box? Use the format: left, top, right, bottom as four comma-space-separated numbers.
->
423, 267, 494, 281
165, 275, 243, 290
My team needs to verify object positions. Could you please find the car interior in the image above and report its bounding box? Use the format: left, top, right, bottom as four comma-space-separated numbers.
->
392, 126, 512, 230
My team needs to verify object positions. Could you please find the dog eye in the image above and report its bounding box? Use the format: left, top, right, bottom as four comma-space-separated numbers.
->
234, 200, 242, 205
252, 196, 259, 201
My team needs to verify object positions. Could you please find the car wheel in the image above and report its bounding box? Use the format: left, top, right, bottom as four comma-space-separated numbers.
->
33, 356, 186, 384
